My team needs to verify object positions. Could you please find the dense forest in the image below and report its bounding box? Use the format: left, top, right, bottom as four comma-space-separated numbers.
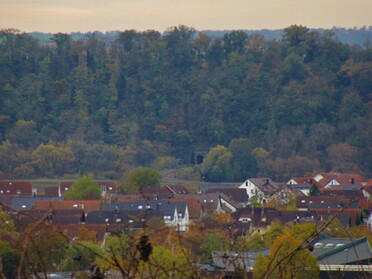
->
0, 25, 371, 181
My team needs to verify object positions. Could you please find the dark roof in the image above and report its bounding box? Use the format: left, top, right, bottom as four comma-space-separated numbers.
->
313, 237, 372, 265
212, 249, 270, 271
103, 200, 187, 220
206, 188, 248, 204
296, 196, 351, 209
0, 195, 17, 208
86, 209, 163, 227
324, 184, 362, 190
200, 183, 238, 193
249, 178, 279, 194
266, 210, 317, 224
320, 189, 364, 199
11, 196, 63, 210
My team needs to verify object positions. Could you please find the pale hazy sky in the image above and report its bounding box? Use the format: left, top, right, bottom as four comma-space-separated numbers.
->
1, 0, 371, 33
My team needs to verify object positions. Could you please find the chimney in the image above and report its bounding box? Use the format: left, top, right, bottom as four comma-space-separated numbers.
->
266, 179, 269, 185
309, 178, 313, 184
327, 206, 330, 214
350, 178, 354, 184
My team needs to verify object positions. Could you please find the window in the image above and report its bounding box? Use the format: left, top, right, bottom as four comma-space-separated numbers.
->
129, 219, 133, 223
0, 190, 3, 194
301, 200, 305, 203
109, 187, 113, 190
16, 190, 21, 194
116, 218, 121, 222
73, 204, 78, 208
325, 243, 334, 248
105, 218, 109, 222
138, 205, 143, 209
65, 187, 68, 190
22, 205, 27, 209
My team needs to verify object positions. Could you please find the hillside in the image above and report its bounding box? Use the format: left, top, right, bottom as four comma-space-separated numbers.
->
0, 25, 371, 181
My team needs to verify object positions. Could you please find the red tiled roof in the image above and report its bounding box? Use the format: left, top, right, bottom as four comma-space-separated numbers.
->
44, 187, 59, 197
0, 181, 33, 196
33, 200, 101, 212
318, 174, 366, 187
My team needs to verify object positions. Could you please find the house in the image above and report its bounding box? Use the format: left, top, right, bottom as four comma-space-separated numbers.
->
167, 198, 202, 221
206, 188, 249, 207
199, 193, 238, 214
103, 200, 189, 231
0, 181, 33, 196
314, 208, 363, 227
315, 173, 366, 188
238, 178, 279, 203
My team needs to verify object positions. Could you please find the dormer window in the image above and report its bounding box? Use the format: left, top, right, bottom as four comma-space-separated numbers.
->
321, 201, 324, 203
73, 204, 78, 208
0, 190, 3, 194
116, 218, 121, 222
65, 187, 68, 190
16, 190, 21, 194
22, 205, 27, 209
6, 190, 10, 193
105, 218, 109, 222
109, 187, 113, 190
146, 205, 151, 209
301, 200, 305, 203
138, 205, 143, 209
129, 219, 133, 223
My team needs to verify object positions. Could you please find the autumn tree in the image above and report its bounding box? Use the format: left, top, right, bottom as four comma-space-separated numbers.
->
254, 233, 319, 279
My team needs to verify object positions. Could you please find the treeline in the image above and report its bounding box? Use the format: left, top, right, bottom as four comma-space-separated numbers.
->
0, 25, 371, 180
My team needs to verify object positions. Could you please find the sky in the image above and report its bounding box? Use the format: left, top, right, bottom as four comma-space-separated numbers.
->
0, 0, 371, 33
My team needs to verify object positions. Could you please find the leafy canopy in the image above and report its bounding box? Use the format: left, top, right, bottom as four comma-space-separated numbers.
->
63, 176, 102, 200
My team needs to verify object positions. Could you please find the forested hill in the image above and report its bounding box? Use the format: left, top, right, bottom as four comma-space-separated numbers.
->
0, 25, 371, 181
29, 26, 372, 47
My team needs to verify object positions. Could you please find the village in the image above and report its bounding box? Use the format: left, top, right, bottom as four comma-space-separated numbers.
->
1, 171, 372, 278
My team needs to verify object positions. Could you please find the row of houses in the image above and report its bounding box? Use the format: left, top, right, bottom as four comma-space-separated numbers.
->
1, 172, 372, 238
